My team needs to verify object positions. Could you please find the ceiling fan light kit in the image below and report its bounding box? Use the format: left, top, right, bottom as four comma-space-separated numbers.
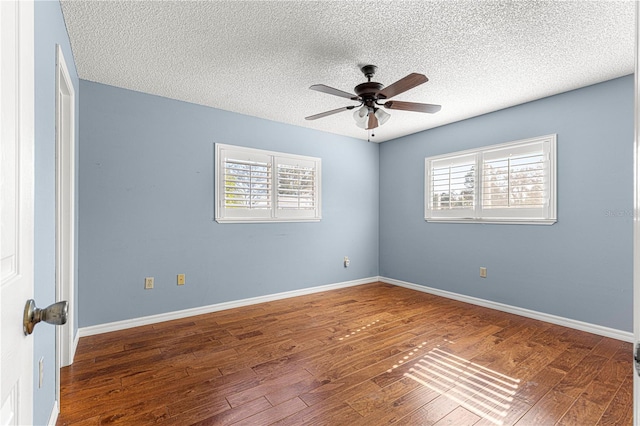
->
375, 108, 391, 126
305, 64, 441, 134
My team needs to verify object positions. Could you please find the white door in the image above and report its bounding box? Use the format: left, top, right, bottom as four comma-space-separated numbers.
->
0, 1, 35, 425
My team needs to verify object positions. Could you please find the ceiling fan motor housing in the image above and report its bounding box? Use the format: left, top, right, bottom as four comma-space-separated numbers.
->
355, 82, 384, 107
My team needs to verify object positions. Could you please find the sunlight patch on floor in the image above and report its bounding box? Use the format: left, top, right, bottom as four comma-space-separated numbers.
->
338, 319, 380, 340
403, 348, 520, 425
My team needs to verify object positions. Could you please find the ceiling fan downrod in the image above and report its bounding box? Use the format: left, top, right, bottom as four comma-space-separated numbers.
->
360, 64, 377, 82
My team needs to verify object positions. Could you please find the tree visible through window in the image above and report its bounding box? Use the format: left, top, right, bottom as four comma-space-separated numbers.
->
483, 154, 546, 209
224, 159, 271, 209
277, 164, 316, 210
432, 164, 475, 210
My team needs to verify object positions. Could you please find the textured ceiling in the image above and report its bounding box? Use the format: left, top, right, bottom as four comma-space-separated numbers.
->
60, 1, 635, 143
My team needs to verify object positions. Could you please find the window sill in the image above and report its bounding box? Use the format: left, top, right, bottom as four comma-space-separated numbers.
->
425, 217, 557, 225
215, 218, 321, 224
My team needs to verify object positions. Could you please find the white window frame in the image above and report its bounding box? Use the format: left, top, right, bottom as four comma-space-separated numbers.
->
425, 134, 557, 225
215, 143, 321, 223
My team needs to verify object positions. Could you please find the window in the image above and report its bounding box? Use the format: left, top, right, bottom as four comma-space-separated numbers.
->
425, 135, 556, 224
215, 143, 321, 223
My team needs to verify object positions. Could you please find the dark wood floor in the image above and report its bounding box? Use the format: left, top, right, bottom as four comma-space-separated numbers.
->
57, 282, 632, 425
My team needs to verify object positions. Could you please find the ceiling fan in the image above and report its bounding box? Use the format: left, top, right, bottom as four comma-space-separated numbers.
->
305, 65, 441, 130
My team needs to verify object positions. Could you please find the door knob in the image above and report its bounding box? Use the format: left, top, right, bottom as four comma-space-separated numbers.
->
23, 299, 68, 335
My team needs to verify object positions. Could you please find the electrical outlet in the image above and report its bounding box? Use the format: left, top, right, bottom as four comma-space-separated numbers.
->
177, 274, 185, 286
344, 256, 350, 267
39, 357, 44, 388
480, 267, 487, 278
144, 277, 154, 289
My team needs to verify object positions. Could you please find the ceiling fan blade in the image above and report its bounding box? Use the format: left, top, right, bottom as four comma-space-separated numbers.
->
384, 100, 441, 113
366, 112, 379, 130
305, 106, 355, 120
310, 84, 359, 100
377, 73, 428, 100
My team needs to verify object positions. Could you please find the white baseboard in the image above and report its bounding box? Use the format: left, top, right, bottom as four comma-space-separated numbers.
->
77, 275, 632, 343
78, 277, 377, 337
47, 400, 59, 426
380, 276, 633, 343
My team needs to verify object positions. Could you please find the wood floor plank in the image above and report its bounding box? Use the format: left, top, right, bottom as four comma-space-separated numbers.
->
553, 353, 608, 398
346, 376, 421, 417
512, 361, 566, 407
279, 402, 363, 426
273, 381, 380, 425
473, 395, 531, 426
351, 382, 442, 425
99, 400, 170, 425
391, 392, 461, 426
432, 406, 480, 426
233, 397, 307, 426
557, 395, 609, 426
546, 343, 594, 373
597, 372, 633, 426
514, 389, 575, 425
57, 282, 631, 426
227, 368, 314, 407
180, 396, 273, 426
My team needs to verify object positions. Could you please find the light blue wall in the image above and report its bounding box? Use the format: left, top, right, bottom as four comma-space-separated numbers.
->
34, 0, 80, 424
79, 77, 633, 333
78, 81, 379, 327
380, 75, 633, 332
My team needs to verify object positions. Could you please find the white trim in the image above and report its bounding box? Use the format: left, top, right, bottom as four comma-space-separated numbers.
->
79, 277, 375, 337
46, 401, 59, 426
216, 218, 321, 224
380, 277, 633, 343
55, 44, 75, 368
633, 1, 640, 418
425, 218, 556, 226
425, 134, 557, 163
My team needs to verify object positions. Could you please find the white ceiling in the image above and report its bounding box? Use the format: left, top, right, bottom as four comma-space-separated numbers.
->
60, 1, 635, 143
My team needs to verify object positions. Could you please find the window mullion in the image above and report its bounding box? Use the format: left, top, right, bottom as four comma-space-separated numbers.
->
507, 157, 512, 208
447, 166, 452, 210
475, 153, 481, 218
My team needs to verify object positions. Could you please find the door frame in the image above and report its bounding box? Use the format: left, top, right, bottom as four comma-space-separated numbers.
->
55, 43, 75, 374
633, 2, 640, 423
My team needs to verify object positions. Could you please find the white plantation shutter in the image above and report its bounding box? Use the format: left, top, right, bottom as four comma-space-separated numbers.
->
277, 166, 316, 209
481, 140, 552, 221
426, 154, 476, 219
224, 159, 271, 209
425, 135, 556, 224
218, 148, 272, 220
276, 158, 318, 218
216, 144, 321, 223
